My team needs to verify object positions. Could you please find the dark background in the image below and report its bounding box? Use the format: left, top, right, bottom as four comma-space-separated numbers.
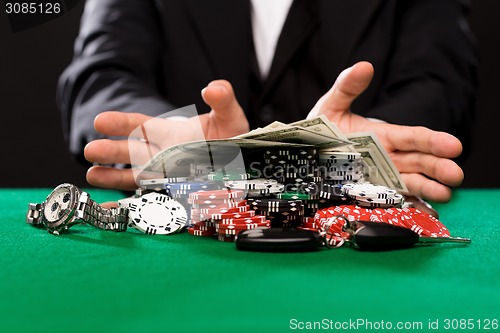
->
0, 0, 499, 189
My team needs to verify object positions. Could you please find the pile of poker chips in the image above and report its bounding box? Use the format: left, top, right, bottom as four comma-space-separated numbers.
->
247, 198, 304, 228
224, 178, 284, 198
341, 183, 404, 208
263, 148, 321, 188
313, 205, 450, 241
186, 189, 271, 242
316, 151, 365, 185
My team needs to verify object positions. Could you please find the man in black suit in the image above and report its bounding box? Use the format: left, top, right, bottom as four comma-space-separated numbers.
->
58, 0, 478, 202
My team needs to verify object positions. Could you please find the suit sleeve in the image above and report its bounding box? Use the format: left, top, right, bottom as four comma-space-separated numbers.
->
361, 0, 478, 152
57, 0, 173, 162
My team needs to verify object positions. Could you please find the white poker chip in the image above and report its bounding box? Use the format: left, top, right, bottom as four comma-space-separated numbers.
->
139, 177, 189, 189
224, 178, 279, 190
351, 193, 404, 204
341, 183, 397, 199
127, 192, 187, 235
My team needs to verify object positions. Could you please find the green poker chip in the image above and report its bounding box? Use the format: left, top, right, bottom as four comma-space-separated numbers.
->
277, 192, 311, 200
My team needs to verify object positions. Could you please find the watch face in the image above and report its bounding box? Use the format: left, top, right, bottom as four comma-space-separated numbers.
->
43, 185, 74, 223
128, 192, 187, 235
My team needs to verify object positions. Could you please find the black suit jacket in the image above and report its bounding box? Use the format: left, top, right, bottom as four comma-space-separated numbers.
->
58, 0, 478, 162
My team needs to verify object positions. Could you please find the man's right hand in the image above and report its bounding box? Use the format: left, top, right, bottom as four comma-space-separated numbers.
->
84, 80, 250, 190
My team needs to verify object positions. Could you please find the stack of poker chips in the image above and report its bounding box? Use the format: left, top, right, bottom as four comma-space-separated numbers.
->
247, 198, 304, 228
316, 151, 365, 185
164, 181, 221, 224
224, 178, 285, 198
139, 177, 189, 194
263, 148, 320, 189
341, 183, 404, 208
314, 205, 450, 238
276, 182, 348, 217
187, 189, 270, 242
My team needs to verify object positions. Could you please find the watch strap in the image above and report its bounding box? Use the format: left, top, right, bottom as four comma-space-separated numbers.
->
26, 203, 43, 226
76, 192, 128, 231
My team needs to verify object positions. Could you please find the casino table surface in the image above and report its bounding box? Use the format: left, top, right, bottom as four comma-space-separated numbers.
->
1, 188, 499, 333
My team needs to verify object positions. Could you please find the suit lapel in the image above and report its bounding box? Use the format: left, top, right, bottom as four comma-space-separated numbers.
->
263, 0, 320, 95
318, 0, 385, 86
183, 0, 252, 107
263, 0, 385, 95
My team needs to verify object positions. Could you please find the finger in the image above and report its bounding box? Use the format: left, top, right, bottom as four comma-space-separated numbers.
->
86, 165, 138, 191
200, 80, 249, 138
390, 151, 464, 187
101, 202, 119, 209
84, 139, 160, 165
319, 61, 374, 114
382, 124, 462, 158
401, 173, 453, 203
94, 111, 153, 137
201, 80, 245, 121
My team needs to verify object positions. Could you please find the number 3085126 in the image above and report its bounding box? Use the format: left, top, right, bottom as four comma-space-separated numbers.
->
5, 3, 61, 14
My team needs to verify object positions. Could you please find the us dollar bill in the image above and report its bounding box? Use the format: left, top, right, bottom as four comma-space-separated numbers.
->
346, 132, 408, 192
238, 125, 352, 148
289, 115, 357, 152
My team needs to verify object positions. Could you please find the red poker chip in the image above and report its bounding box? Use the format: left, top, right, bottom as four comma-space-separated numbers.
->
324, 235, 346, 248
303, 217, 315, 224
297, 227, 318, 232
220, 215, 267, 224
212, 210, 256, 220
189, 198, 236, 205
189, 189, 245, 200
301, 222, 320, 230
407, 208, 450, 237
216, 221, 270, 231
384, 208, 409, 228
217, 225, 269, 235
196, 205, 249, 215
187, 227, 216, 237
193, 221, 215, 227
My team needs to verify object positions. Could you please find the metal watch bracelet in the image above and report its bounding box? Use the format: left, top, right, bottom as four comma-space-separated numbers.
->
76, 192, 128, 231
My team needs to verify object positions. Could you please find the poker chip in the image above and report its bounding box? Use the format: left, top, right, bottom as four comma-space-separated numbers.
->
404, 208, 450, 237
207, 171, 251, 181
188, 198, 243, 205
216, 221, 270, 232
139, 177, 189, 189
341, 183, 397, 199
187, 227, 216, 237
199, 210, 256, 221
220, 215, 267, 224
317, 151, 361, 160
224, 178, 280, 190
217, 234, 236, 242
247, 198, 303, 212
189, 189, 245, 200
197, 205, 250, 215
277, 192, 311, 200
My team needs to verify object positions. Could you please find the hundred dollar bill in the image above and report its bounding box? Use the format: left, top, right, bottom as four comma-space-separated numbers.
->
239, 125, 352, 148
346, 132, 408, 193
289, 115, 357, 152
138, 138, 312, 179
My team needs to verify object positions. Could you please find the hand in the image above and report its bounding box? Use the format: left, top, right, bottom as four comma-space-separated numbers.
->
84, 80, 249, 190
308, 61, 463, 202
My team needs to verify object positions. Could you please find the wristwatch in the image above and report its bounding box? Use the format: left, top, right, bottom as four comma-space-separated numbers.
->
26, 183, 129, 234
119, 192, 188, 235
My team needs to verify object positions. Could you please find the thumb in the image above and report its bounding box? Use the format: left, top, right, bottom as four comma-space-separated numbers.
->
308, 61, 374, 118
201, 80, 246, 122
200, 80, 249, 138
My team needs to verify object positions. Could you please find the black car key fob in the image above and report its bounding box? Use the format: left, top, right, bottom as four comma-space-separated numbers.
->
235, 228, 323, 252
349, 221, 420, 251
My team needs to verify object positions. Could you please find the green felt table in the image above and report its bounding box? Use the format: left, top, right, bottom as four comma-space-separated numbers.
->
1, 188, 499, 333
